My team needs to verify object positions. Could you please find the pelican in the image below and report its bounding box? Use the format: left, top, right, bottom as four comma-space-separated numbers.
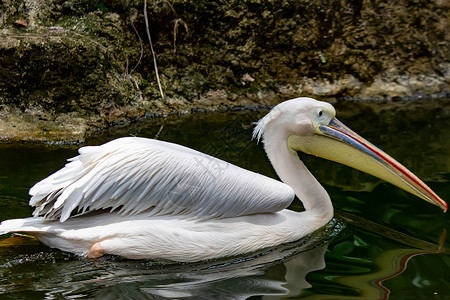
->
0, 97, 446, 262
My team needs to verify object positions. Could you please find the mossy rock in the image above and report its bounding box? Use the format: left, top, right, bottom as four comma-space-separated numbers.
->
0, 0, 449, 143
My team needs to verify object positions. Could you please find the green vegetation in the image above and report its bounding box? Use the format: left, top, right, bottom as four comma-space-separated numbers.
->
0, 0, 448, 143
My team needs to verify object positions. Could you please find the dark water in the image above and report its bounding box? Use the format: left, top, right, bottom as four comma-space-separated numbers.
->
0, 99, 449, 299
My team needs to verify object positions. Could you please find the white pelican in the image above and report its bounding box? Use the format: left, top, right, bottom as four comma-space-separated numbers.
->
0, 97, 446, 262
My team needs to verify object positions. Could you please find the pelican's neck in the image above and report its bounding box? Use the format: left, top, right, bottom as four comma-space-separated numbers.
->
263, 131, 333, 223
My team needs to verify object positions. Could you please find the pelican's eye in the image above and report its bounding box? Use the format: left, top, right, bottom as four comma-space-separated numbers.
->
309, 106, 333, 128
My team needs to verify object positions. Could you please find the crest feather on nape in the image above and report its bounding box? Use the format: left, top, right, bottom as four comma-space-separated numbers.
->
252, 105, 282, 143
252, 119, 265, 143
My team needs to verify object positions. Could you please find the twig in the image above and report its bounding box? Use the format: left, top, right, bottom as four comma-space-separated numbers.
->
131, 76, 140, 91
173, 18, 188, 55
143, 0, 165, 102
154, 124, 164, 139
124, 58, 129, 77
129, 10, 144, 74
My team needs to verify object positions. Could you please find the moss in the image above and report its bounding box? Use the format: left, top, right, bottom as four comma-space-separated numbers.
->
0, 0, 449, 143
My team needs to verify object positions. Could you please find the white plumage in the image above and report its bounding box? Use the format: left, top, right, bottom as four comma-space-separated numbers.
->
29, 137, 294, 222
0, 97, 445, 262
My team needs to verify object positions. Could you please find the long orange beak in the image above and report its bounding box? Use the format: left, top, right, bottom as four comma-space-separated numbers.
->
289, 118, 447, 212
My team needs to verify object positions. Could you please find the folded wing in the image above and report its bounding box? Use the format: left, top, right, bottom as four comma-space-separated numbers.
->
29, 137, 294, 222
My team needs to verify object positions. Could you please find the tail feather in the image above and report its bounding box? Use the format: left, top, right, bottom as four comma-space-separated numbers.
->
0, 217, 46, 235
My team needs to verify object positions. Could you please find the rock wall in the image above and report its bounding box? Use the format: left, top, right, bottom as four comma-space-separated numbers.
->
0, 0, 449, 143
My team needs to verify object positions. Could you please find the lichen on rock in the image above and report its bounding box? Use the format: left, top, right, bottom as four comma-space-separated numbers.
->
0, 0, 449, 144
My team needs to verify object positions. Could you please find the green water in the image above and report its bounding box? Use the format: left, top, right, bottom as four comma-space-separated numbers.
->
0, 99, 449, 299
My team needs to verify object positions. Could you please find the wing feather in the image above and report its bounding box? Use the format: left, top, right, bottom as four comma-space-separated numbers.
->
29, 137, 295, 222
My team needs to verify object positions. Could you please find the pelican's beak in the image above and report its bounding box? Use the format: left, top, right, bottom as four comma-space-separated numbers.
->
288, 118, 447, 212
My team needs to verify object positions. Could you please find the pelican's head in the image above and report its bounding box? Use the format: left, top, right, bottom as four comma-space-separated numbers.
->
254, 97, 447, 212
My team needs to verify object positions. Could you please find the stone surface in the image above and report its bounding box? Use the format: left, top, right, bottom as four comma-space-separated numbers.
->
0, 0, 449, 143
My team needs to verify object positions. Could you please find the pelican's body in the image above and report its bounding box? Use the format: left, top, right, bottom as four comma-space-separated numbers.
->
2, 207, 317, 261
0, 98, 446, 262
0, 137, 325, 261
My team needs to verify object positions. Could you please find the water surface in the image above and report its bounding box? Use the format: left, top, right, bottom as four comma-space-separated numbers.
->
0, 99, 449, 299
